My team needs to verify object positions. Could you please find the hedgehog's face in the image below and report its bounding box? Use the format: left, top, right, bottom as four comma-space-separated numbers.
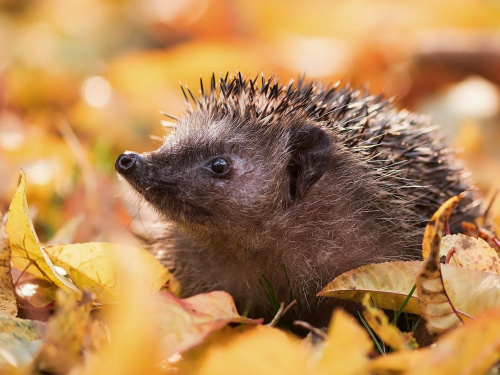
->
115, 115, 332, 237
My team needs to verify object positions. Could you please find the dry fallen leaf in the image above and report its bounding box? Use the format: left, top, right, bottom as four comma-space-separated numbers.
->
422, 194, 464, 260
441, 233, 500, 273
32, 290, 93, 374
0, 212, 17, 318
14, 277, 57, 318
441, 265, 500, 319
186, 309, 374, 375
44, 242, 176, 303
315, 309, 373, 375
72, 244, 165, 375
371, 307, 500, 374
67, 248, 261, 374
406, 307, 500, 375
369, 348, 430, 375
417, 195, 464, 335
318, 261, 421, 314
370, 347, 430, 374
155, 291, 263, 360
182, 290, 245, 320
6, 171, 177, 306
319, 260, 500, 320
187, 325, 309, 375
6, 172, 80, 295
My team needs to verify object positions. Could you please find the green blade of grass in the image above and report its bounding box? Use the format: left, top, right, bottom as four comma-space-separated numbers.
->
392, 284, 417, 326
358, 311, 385, 355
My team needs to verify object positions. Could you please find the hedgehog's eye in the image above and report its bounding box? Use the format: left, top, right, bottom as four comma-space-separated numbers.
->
208, 157, 230, 176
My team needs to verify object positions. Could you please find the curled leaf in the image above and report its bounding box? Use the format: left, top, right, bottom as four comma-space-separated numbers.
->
7, 172, 80, 295
422, 194, 463, 260
417, 195, 464, 335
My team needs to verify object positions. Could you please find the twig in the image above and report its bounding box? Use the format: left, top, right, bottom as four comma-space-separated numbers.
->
267, 300, 297, 327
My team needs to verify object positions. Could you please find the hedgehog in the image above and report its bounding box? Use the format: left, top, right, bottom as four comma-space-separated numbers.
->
115, 72, 480, 320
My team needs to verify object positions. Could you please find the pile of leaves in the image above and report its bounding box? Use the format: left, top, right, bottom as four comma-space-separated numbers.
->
2, 172, 500, 374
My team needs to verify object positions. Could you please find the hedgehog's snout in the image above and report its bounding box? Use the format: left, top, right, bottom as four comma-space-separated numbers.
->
115, 151, 141, 175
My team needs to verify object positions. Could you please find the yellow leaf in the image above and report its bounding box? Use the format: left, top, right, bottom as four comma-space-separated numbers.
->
441, 265, 500, 318
418, 195, 464, 335
319, 260, 500, 319
33, 290, 93, 374
0, 212, 17, 318
7, 171, 80, 294
44, 242, 176, 303
370, 348, 430, 374
441, 234, 500, 273
407, 307, 500, 375
316, 309, 372, 375
73, 244, 164, 375
190, 325, 308, 375
318, 261, 421, 314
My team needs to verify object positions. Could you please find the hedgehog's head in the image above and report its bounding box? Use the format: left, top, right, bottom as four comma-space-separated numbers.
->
116, 106, 332, 244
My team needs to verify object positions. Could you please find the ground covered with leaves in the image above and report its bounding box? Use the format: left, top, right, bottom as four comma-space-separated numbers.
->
3, 168, 500, 374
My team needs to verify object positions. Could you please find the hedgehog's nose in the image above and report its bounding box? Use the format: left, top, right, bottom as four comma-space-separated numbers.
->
115, 152, 140, 174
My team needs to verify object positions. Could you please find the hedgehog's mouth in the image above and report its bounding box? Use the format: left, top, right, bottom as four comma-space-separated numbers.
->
138, 185, 213, 223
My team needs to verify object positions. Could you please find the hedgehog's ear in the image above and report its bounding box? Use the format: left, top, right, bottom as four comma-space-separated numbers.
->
287, 125, 332, 201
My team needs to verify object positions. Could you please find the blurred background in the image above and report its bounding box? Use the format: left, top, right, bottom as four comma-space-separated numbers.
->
1, 0, 500, 243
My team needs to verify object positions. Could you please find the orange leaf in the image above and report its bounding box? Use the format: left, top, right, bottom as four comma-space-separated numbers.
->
154, 291, 262, 359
